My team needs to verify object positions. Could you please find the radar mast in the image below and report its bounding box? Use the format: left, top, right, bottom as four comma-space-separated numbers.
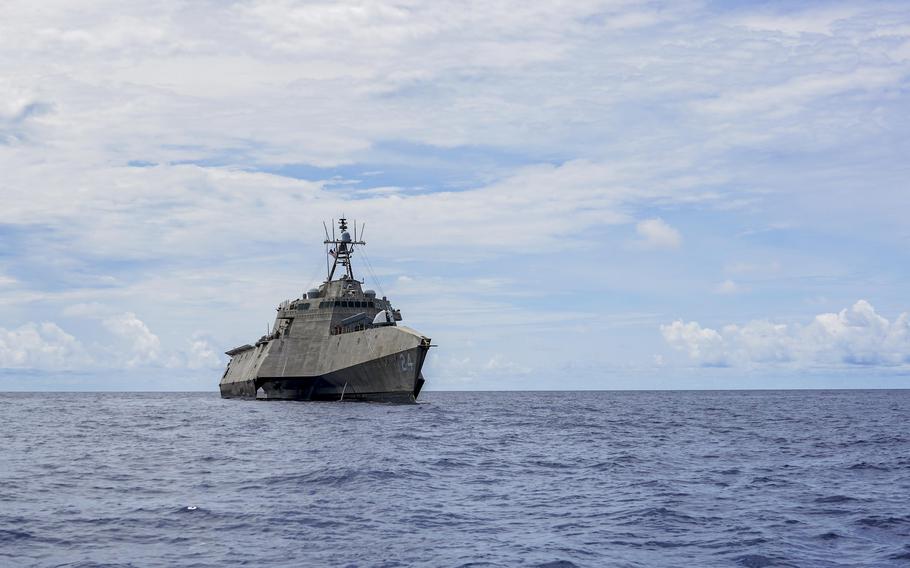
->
324, 217, 365, 281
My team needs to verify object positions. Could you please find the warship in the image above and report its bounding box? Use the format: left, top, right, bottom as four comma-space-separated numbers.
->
219, 217, 432, 402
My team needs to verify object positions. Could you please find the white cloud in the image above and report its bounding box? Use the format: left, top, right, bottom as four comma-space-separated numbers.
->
0, 1, 901, 265
181, 334, 222, 370
660, 320, 728, 366
713, 279, 741, 295
729, 6, 861, 36
695, 68, 903, 117
634, 218, 682, 250
101, 312, 161, 367
0, 322, 90, 369
661, 300, 910, 368
1, 309, 223, 372
0, 158, 712, 264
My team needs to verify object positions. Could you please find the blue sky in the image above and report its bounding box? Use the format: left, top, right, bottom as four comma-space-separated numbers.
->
1, 0, 909, 390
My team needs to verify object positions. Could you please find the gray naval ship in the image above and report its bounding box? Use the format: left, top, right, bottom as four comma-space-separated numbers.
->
219, 218, 432, 402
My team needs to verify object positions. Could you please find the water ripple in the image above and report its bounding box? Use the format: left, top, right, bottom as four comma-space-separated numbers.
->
0, 390, 908, 567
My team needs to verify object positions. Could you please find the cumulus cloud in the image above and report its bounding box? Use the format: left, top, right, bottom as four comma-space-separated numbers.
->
661, 320, 728, 366
179, 333, 222, 370
3, 312, 231, 376
634, 218, 681, 250
0, 322, 91, 369
0, 309, 223, 372
63, 302, 222, 370
102, 312, 162, 367
661, 300, 910, 368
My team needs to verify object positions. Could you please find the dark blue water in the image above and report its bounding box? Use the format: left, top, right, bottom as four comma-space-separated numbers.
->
1, 391, 909, 567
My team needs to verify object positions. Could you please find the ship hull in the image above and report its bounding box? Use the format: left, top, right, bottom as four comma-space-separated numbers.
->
220, 346, 428, 403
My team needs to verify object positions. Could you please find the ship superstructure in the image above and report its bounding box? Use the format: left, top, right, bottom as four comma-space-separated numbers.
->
219, 218, 431, 402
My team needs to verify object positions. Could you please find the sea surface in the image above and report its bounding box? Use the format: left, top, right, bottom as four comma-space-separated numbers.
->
1, 390, 908, 568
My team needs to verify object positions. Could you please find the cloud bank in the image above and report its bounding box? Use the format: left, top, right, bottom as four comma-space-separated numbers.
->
0, 313, 222, 373
0, 322, 90, 370
662, 300, 910, 369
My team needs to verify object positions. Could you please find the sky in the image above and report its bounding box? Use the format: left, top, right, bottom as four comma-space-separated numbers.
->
1, 0, 909, 391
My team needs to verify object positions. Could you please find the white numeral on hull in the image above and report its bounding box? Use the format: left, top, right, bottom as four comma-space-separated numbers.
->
398, 351, 415, 372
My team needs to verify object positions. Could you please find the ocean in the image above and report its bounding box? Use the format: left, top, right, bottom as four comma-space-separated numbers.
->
1, 390, 908, 567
